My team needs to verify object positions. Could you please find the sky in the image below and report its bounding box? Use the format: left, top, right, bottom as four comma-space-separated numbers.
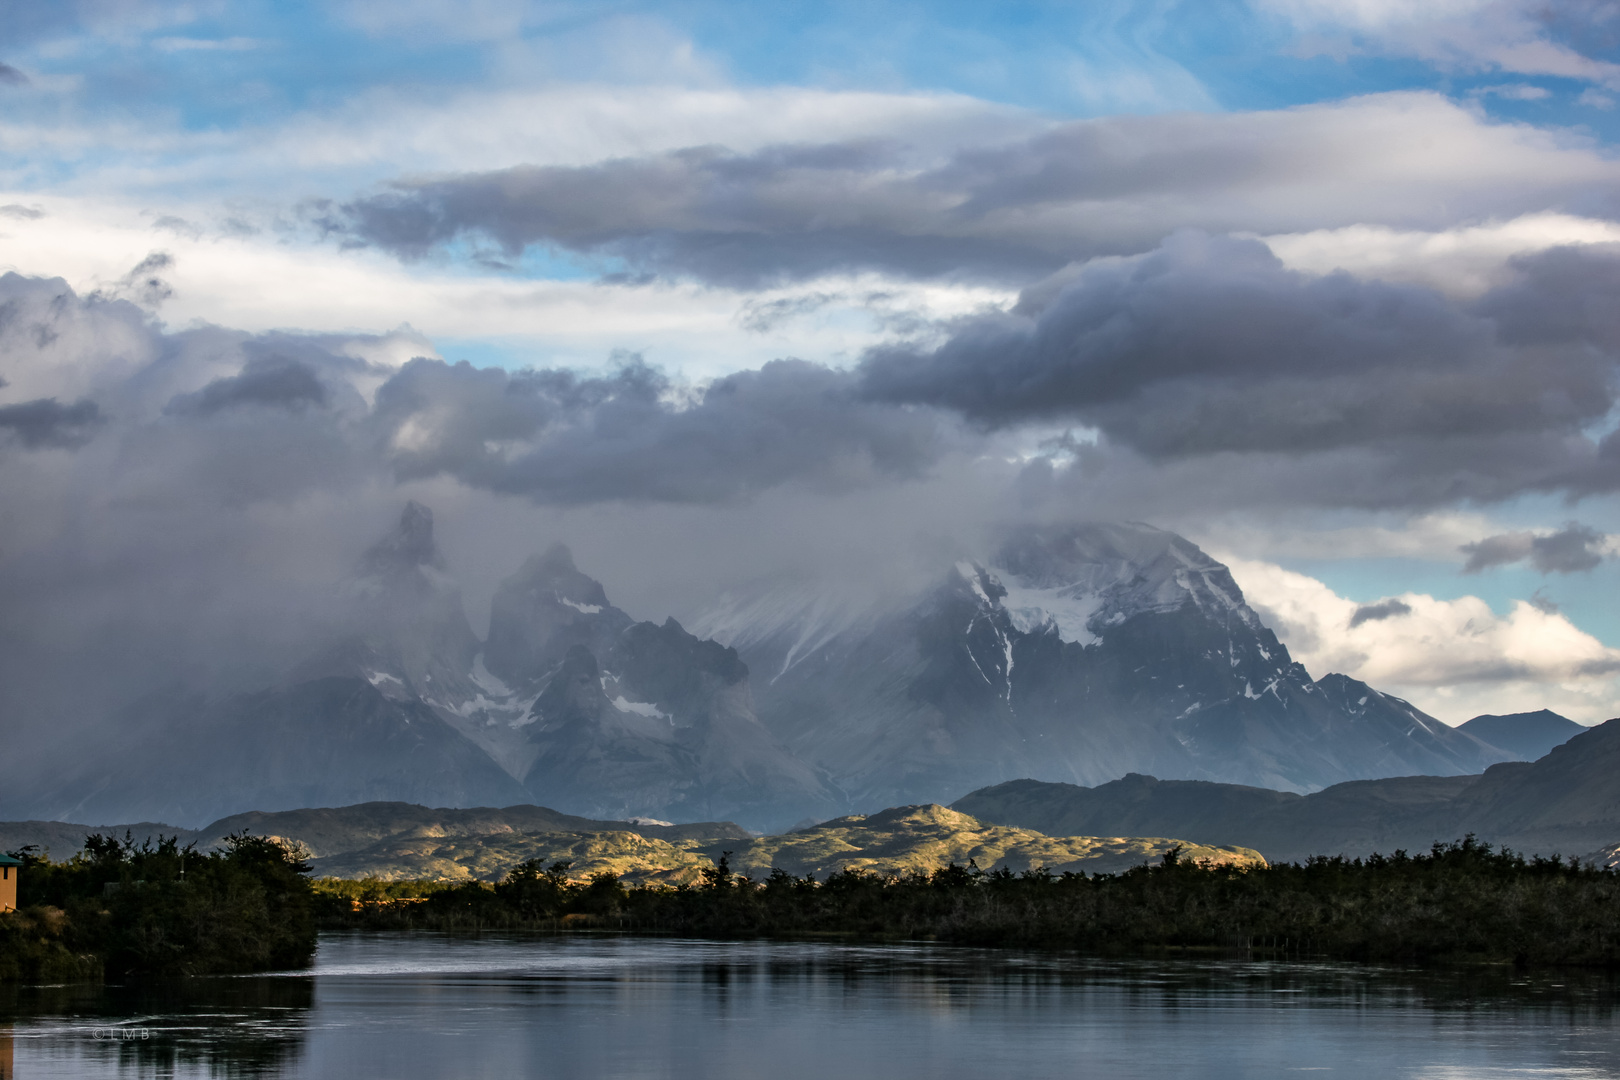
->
3, 0, 1620, 727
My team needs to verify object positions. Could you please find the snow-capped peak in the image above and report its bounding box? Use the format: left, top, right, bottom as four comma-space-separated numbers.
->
988, 522, 1261, 643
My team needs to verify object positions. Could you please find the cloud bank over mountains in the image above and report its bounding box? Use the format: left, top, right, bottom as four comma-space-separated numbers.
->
2, 0, 1620, 738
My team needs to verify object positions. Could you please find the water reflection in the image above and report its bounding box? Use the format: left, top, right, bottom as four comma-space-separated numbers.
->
0, 970, 311, 1078
0, 934, 1616, 1078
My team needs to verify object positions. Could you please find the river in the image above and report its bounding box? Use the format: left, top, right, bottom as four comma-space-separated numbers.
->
1, 932, 1617, 1078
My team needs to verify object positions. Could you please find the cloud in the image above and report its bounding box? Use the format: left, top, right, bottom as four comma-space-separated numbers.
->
1530, 523, 1609, 573
335, 92, 1620, 287
1462, 522, 1611, 573
0, 269, 962, 509
0, 193, 1009, 385
95, 251, 174, 309
860, 233, 1620, 509
371, 355, 955, 504
1348, 598, 1412, 627
1260, 213, 1620, 299
0, 63, 28, 87
1461, 530, 1535, 571
165, 357, 330, 417
1226, 554, 1620, 722
0, 203, 44, 219
1256, 0, 1620, 88
0, 268, 997, 752
0, 397, 103, 448
150, 36, 264, 52
336, 142, 1056, 288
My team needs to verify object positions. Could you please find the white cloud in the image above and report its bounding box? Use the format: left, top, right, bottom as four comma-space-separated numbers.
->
0, 191, 1011, 382
1225, 555, 1620, 723
1192, 511, 1504, 563
1260, 213, 1620, 298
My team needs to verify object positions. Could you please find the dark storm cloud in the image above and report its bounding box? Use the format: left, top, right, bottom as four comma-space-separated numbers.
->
166, 357, 329, 416
371, 356, 951, 504
0, 397, 102, 447
1348, 598, 1413, 628
859, 233, 1620, 507
335, 94, 1620, 287
1462, 522, 1609, 574
0, 63, 27, 87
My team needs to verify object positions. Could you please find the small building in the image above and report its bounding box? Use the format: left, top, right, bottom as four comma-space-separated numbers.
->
0, 854, 20, 913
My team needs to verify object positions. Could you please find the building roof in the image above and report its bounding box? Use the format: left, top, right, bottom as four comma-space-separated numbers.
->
0, 854, 23, 866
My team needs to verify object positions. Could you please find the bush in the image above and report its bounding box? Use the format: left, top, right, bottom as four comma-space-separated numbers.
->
5, 832, 316, 978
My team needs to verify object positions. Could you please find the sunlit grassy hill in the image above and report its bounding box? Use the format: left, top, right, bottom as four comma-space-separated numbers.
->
727, 804, 1263, 879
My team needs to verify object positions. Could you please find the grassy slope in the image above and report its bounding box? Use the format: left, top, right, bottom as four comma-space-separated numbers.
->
723, 804, 1263, 879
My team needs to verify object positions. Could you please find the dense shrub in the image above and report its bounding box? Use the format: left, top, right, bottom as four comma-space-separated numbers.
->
4, 832, 316, 978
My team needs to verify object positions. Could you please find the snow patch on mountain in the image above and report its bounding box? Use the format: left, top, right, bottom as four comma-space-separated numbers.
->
469, 653, 512, 697
995, 578, 1105, 645
611, 696, 669, 721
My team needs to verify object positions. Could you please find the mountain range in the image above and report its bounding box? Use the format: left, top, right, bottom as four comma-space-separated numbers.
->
955, 714, 1620, 862
698, 522, 1524, 810
5, 505, 1582, 833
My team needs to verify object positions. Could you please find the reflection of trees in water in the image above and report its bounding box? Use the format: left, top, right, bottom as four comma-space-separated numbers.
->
0, 974, 313, 1077
651, 947, 1620, 1019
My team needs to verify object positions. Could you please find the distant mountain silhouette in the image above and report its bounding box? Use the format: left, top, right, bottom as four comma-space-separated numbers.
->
1458, 709, 1585, 761
955, 716, 1620, 862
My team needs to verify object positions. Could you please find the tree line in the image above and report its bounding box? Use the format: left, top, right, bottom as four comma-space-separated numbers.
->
6, 833, 1616, 979
321, 838, 1620, 967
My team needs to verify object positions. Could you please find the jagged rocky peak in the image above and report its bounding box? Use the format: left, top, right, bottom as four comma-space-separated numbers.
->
988, 521, 1261, 644
323, 501, 479, 699
511, 544, 613, 610
485, 543, 633, 687
358, 501, 445, 578
531, 643, 612, 725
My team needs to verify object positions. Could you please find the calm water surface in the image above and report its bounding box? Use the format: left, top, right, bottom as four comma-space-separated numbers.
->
1, 932, 1617, 1078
